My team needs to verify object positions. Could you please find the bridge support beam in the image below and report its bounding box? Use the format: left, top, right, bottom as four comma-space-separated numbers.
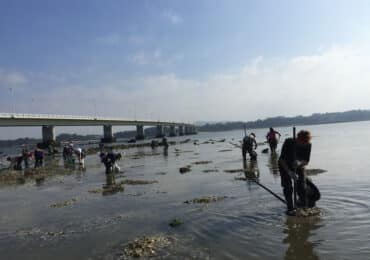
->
101, 125, 115, 143
178, 125, 184, 136
136, 125, 145, 140
156, 125, 164, 138
169, 126, 176, 137
42, 125, 55, 145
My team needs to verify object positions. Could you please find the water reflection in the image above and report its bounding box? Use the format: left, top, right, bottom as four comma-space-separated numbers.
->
102, 172, 124, 196
243, 158, 260, 190
243, 158, 260, 179
163, 146, 168, 157
283, 217, 321, 260
268, 153, 279, 180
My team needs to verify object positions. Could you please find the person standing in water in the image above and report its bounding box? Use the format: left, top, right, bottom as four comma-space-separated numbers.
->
242, 133, 258, 160
34, 145, 44, 168
266, 127, 281, 153
278, 130, 312, 215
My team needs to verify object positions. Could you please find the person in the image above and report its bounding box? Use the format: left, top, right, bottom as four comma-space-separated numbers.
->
21, 145, 31, 169
74, 147, 86, 167
34, 146, 44, 168
100, 148, 122, 174
6, 155, 23, 170
278, 130, 316, 215
242, 133, 258, 160
63, 143, 75, 164
162, 137, 169, 149
266, 127, 281, 153
151, 140, 158, 149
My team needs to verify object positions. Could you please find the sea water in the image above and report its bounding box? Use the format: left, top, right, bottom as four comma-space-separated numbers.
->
0, 121, 370, 259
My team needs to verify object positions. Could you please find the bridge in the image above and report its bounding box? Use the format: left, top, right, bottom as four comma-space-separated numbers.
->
0, 113, 197, 144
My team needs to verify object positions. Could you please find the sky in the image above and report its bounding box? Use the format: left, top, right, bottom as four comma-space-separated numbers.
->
1, 0, 370, 139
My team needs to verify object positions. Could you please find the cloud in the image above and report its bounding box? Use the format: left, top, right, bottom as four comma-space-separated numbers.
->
0, 70, 28, 86
3, 43, 370, 125
129, 49, 183, 66
106, 44, 370, 121
162, 10, 182, 25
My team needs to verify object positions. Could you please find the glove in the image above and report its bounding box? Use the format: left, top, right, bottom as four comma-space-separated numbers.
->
288, 170, 298, 181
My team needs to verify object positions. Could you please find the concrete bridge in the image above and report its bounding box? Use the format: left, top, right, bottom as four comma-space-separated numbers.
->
0, 113, 197, 144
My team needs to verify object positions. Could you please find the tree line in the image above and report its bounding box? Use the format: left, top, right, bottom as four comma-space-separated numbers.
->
197, 109, 370, 132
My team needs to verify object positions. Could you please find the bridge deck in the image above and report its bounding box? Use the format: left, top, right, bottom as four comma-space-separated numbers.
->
0, 113, 191, 127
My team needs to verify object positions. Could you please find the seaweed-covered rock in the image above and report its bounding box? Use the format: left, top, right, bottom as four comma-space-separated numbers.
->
179, 166, 191, 174
50, 198, 77, 208
121, 235, 172, 258
218, 149, 233, 152
224, 169, 244, 173
169, 218, 183, 227
184, 196, 227, 204
202, 169, 219, 173
291, 207, 321, 217
192, 160, 213, 165
122, 179, 158, 185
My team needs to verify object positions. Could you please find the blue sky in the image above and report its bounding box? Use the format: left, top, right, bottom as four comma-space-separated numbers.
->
1, 0, 370, 138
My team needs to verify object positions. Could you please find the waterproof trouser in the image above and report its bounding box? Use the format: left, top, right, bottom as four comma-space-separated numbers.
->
279, 166, 306, 210
268, 139, 278, 153
242, 147, 255, 160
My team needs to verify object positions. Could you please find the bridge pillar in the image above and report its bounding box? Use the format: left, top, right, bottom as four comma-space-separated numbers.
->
178, 125, 184, 136
169, 126, 176, 137
101, 125, 115, 143
191, 125, 197, 134
42, 125, 55, 145
136, 125, 145, 140
156, 125, 164, 138
184, 125, 191, 135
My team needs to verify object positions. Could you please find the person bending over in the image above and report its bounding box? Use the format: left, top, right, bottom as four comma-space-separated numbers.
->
278, 130, 312, 215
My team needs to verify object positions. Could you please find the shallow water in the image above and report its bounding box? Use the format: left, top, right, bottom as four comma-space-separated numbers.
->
1, 121, 370, 259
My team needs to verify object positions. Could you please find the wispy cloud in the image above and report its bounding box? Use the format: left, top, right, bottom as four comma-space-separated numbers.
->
129, 49, 183, 66
0, 70, 27, 86
162, 10, 182, 25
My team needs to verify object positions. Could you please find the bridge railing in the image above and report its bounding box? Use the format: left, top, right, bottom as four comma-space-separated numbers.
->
0, 113, 191, 125
0, 113, 96, 120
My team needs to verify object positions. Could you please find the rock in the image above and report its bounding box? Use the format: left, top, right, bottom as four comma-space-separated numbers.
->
224, 169, 244, 173
292, 207, 321, 217
169, 218, 183, 227
192, 160, 213, 165
184, 196, 228, 204
50, 198, 77, 208
179, 166, 191, 174
122, 235, 172, 258
202, 169, 219, 173
121, 179, 158, 185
